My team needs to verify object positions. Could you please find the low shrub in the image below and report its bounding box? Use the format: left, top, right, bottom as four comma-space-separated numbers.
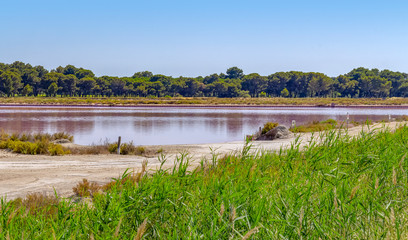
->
19, 133, 29, 142
0, 132, 71, 155
261, 122, 279, 134
33, 132, 52, 142
9, 133, 19, 141
136, 146, 146, 155
320, 118, 337, 125
0, 131, 8, 141
35, 139, 50, 154
108, 143, 118, 153
48, 143, 70, 156
51, 132, 73, 142
396, 115, 408, 121
11, 141, 38, 154
120, 142, 136, 155
69, 144, 110, 155
72, 179, 101, 198
119, 142, 146, 155
10, 193, 59, 217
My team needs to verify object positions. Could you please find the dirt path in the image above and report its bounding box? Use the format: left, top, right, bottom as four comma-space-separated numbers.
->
0, 121, 404, 200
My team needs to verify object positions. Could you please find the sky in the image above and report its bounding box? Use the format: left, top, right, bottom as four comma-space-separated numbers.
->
1, 0, 408, 77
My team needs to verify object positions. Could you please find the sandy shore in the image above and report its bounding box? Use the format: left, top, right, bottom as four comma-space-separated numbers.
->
0, 121, 405, 200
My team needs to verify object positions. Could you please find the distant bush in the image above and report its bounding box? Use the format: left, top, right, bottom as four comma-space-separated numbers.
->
48, 143, 70, 156
51, 132, 73, 142
136, 146, 146, 155
0, 132, 71, 155
70, 144, 110, 155
320, 119, 337, 125
11, 141, 38, 154
396, 115, 408, 122
120, 142, 146, 155
108, 143, 118, 153
261, 122, 279, 134
120, 143, 135, 155
106, 141, 146, 155
290, 118, 340, 133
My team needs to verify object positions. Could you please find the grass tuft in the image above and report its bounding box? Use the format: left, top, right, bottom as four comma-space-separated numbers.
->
72, 179, 101, 198
0, 131, 72, 155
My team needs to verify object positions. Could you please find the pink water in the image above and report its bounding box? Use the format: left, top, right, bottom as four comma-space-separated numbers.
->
0, 106, 406, 145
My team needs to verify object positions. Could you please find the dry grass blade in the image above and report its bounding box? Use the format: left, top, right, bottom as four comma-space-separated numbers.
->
392, 167, 397, 185
134, 218, 148, 240
219, 202, 225, 223
114, 217, 123, 238
333, 187, 338, 211
350, 185, 359, 200
89, 232, 95, 240
399, 153, 406, 172
242, 226, 259, 240
141, 159, 147, 173
298, 207, 304, 236
135, 160, 148, 183
375, 178, 379, 190
52, 229, 56, 240
334, 197, 338, 211
229, 206, 236, 223
250, 164, 257, 173
390, 208, 395, 225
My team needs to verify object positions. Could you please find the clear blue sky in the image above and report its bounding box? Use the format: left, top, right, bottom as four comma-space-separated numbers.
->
1, 0, 407, 77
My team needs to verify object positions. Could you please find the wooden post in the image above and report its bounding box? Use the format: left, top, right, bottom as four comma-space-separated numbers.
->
389, 114, 391, 122
117, 136, 121, 155
346, 112, 349, 130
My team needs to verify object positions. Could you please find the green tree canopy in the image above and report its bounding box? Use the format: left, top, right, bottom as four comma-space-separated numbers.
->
226, 67, 244, 79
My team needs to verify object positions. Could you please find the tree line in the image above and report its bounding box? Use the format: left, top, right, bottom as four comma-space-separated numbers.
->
0, 61, 407, 98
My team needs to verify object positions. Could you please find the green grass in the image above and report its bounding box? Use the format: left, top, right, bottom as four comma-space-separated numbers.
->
289, 118, 378, 133
2, 96, 408, 106
2, 125, 408, 238
290, 119, 340, 133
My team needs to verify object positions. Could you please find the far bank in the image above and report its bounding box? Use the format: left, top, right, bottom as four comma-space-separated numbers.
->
1, 96, 408, 107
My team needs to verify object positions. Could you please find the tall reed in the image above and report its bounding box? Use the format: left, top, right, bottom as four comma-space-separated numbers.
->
1, 125, 408, 238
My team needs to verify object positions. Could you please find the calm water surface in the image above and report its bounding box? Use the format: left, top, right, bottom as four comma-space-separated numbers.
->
0, 106, 407, 145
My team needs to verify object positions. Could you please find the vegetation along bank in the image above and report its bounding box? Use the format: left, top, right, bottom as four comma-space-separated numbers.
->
1, 61, 408, 100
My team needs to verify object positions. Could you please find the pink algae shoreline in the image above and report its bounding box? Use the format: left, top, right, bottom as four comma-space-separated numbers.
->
1, 103, 408, 109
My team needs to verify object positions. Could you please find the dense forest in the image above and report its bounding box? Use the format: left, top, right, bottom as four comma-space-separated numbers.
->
0, 61, 407, 98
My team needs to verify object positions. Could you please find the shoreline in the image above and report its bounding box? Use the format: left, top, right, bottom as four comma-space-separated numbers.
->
2, 103, 408, 109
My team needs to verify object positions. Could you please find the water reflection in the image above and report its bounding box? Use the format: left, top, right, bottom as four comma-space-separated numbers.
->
0, 106, 406, 145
